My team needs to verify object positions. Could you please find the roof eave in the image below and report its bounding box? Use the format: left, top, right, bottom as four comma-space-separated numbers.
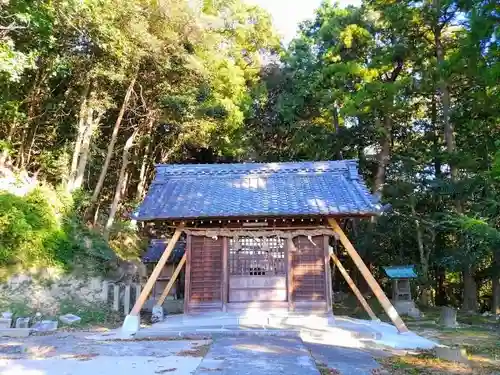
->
132, 212, 379, 222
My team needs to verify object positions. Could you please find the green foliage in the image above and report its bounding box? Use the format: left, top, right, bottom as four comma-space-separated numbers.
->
0, 186, 115, 279
57, 297, 122, 327
0, 0, 499, 314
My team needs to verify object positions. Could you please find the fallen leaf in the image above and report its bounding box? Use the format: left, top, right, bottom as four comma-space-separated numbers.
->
155, 368, 177, 373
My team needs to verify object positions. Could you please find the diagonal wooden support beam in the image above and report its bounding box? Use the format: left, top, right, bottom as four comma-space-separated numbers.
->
328, 218, 408, 333
330, 252, 378, 321
155, 253, 186, 307
130, 225, 184, 316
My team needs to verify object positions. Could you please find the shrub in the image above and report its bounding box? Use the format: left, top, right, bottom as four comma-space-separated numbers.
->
0, 185, 116, 279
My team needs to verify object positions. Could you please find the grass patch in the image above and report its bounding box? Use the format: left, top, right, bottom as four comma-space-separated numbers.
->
333, 294, 391, 321
380, 350, 500, 375
56, 298, 122, 329
315, 361, 340, 375
333, 294, 500, 373
176, 343, 211, 357
0, 297, 122, 330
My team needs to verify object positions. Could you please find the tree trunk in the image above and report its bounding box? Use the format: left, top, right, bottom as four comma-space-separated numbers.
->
93, 202, 101, 227
412, 202, 432, 306
434, 0, 460, 208
104, 128, 139, 239
431, 93, 442, 178
68, 81, 91, 191
462, 265, 477, 312
135, 115, 155, 201
136, 155, 151, 201
73, 107, 103, 191
15, 125, 27, 169
492, 249, 500, 314
0, 124, 16, 168
120, 171, 129, 197
435, 265, 447, 306
436, 31, 455, 175
372, 58, 403, 197
25, 122, 40, 167
17, 59, 52, 170
332, 103, 343, 160
374, 114, 391, 198
90, 74, 137, 206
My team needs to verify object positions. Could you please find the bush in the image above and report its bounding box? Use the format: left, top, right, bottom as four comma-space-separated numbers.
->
0, 185, 116, 279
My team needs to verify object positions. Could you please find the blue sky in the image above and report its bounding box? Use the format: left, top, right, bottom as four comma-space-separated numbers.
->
247, 0, 361, 43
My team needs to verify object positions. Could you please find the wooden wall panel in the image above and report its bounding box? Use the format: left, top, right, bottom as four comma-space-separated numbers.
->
292, 236, 326, 302
188, 236, 223, 312
229, 275, 287, 302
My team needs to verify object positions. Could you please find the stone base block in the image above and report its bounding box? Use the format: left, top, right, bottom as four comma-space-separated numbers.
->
435, 346, 469, 364
0, 318, 12, 329
151, 306, 164, 323
393, 301, 421, 316
0, 328, 31, 338
121, 314, 140, 334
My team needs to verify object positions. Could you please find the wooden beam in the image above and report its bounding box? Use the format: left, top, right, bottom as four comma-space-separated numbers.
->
323, 236, 333, 313
330, 252, 377, 320
184, 234, 192, 314
222, 237, 229, 311
286, 238, 294, 311
130, 225, 184, 316
155, 253, 187, 307
328, 218, 408, 333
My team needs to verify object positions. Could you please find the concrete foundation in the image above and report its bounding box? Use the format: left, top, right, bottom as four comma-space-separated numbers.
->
121, 314, 140, 334
152, 310, 335, 331
109, 310, 436, 350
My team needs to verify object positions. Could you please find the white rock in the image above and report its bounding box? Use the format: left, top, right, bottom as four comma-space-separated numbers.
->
32, 320, 58, 332
59, 314, 81, 325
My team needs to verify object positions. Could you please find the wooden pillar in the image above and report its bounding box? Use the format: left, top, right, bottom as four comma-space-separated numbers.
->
222, 237, 228, 311
286, 238, 294, 311
323, 236, 333, 312
328, 218, 408, 333
135, 284, 141, 304
129, 225, 184, 316
184, 234, 192, 314
330, 252, 377, 320
155, 253, 187, 307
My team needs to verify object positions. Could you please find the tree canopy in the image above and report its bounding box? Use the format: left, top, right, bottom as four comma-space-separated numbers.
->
1, 0, 499, 312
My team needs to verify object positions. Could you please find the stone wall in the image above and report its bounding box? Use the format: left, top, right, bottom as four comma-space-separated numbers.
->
0, 269, 106, 315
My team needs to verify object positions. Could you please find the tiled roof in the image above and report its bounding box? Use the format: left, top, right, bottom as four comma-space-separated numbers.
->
141, 239, 185, 263
383, 266, 417, 279
132, 160, 380, 220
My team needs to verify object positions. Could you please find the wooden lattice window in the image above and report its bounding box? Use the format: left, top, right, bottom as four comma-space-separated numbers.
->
229, 237, 285, 276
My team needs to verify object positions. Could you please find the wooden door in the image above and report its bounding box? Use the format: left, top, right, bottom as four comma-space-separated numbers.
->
292, 236, 326, 301
228, 237, 286, 302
